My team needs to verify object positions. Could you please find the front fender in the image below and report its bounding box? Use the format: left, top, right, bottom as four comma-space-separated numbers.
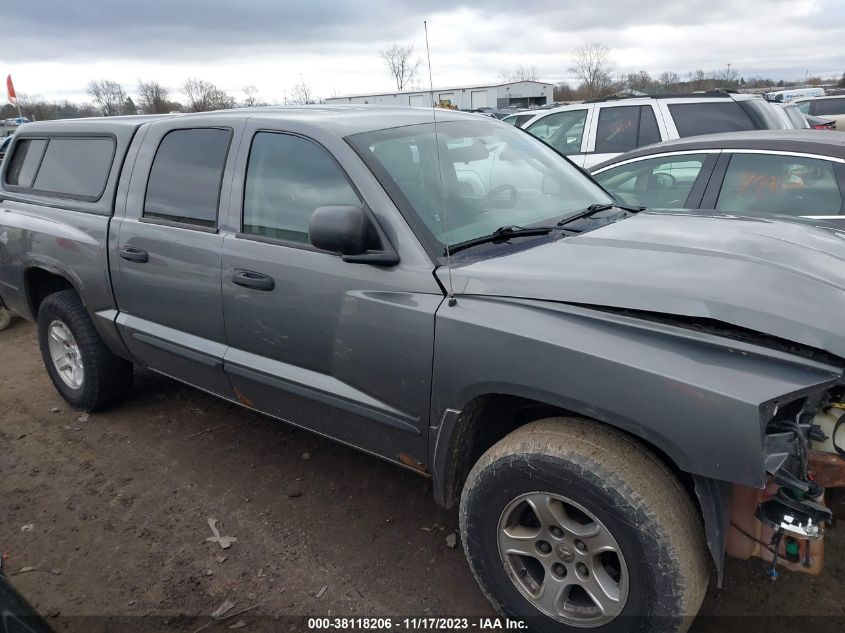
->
430, 297, 842, 488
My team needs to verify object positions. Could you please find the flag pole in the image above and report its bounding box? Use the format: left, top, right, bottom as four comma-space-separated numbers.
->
7, 74, 22, 122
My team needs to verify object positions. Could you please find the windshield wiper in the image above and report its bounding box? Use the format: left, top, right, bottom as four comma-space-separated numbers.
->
448, 225, 562, 255
445, 204, 643, 255
555, 202, 645, 228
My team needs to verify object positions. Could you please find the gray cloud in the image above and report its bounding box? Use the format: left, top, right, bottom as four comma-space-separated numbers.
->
3, 0, 843, 102
1, 0, 809, 62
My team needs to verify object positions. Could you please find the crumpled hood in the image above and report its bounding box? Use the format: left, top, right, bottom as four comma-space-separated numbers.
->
441, 211, 845, 360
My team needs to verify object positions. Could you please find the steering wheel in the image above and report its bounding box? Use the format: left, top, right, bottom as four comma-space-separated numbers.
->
476, 184, 518, 212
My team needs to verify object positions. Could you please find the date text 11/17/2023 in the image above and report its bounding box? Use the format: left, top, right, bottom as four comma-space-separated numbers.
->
306, 617, 528, 630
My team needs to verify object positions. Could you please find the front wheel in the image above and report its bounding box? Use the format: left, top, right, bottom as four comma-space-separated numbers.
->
459, 417, 708, 633
0, 308, 11, 331
37, 290, 133, 411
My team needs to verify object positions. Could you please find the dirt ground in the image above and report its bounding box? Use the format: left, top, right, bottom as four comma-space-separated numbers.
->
2, 319, 844, 632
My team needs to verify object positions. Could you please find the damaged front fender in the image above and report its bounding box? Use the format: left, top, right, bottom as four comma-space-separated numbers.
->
430, 297, 845, 580
431, 297, 844, 489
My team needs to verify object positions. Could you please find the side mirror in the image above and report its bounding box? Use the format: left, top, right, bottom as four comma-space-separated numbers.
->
309, 205, 368, 256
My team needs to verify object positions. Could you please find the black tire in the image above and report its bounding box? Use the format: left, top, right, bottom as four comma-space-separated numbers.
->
0, 308, 11, 331
37, 290, 133, 411
459, 417, 708, 633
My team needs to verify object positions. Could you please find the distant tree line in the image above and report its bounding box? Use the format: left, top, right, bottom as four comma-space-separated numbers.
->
548, 42, 845, 102
4, 49, 845, 122
0, 76, 317, 122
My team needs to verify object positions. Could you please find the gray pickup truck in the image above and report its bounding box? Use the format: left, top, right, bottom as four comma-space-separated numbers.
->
1, 107, 844, 632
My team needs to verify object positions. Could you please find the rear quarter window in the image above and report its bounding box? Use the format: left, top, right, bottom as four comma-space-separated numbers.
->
4, 136, 115, 200
784, 106, 810, 129
668, 102, 756, 137
5, 138, 47, 188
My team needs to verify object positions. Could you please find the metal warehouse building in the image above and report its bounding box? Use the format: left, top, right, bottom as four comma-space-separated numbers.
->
325, 80, 553, 109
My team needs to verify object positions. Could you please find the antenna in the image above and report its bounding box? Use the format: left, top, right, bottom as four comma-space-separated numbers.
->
424, 20, 456, 307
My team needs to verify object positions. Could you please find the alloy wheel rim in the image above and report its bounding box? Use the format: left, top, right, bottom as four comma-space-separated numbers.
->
47, 320, 84, 389
497, 491, 628, 627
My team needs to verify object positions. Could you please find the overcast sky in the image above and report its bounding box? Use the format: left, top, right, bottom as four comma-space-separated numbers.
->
2, 0, 843, 105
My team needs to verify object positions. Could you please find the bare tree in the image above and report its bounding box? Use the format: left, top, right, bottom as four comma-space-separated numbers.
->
138, 80, 171, 114
746, 76, 774, 88
290, 76, 315, 105
181, 79, 235, 112
87, 79, 126, 116
15, 94, 52, 121
713, 65, 739, 87
569, 43, 615, 99
6, 94, 100, 121
123, 96, 137, 115
625, 70, 654, 93
658, 71, 681, 92
499, 65, 539, 82
688, 69, 707, 91
380, 43, 421, 91
553, 81, 575, 101
242, 85, 264, 107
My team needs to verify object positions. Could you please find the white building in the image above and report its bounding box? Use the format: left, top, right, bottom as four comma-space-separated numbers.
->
325, 81, 554, 110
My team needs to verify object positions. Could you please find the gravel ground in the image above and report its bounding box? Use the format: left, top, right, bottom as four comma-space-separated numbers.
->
1, 319, 844, 632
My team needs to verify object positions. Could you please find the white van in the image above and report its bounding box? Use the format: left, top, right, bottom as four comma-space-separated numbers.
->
765, 88, 825, 103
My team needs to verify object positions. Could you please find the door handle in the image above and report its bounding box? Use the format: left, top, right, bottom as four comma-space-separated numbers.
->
120, 246, 149, 263
231, 269, 275, 291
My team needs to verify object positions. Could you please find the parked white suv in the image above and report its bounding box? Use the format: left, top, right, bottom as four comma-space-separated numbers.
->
523, 93, 785, 168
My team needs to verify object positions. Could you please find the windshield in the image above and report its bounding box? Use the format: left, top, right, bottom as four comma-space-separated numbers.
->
348, 119, 611, 252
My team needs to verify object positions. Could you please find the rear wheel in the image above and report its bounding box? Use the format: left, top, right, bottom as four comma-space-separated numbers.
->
459, 417, 708, 633
37, 290, 133, 411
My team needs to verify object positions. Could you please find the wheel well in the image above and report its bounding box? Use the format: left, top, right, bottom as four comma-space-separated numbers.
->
25, 268, 75, 317
438, 394, 700, 514
437, 394, 569, 509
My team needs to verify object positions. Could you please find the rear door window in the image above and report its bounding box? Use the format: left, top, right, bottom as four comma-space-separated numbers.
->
144, 128, 232, 227
527, 109, 588, 155
669, 102, 756, 137
594, 105, 662, 154
595, 106, 640, 153
716, 153, 843, 216
593, 153, 711, 208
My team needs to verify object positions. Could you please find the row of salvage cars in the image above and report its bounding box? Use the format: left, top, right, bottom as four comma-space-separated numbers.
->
509, 93, 845, 226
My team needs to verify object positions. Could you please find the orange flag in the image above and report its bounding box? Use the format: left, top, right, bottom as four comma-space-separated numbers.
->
7, 75, 17, 103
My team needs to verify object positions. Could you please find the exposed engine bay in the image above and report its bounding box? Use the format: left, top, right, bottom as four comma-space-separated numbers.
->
727, 390, 845, 577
